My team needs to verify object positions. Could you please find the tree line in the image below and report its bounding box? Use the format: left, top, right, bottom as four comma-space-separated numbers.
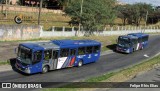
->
64, 0, 160, 34
115, 3, 160, 26
15, 0, 160, 34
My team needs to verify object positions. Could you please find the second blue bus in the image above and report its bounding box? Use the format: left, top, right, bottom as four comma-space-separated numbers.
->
116, 33, 149, 53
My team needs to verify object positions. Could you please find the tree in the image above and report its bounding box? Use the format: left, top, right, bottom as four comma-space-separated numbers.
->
114, 4, 131, 26
65, 0, 116, 35
57, 0, 69, 10
115, 3, 153, 26
129, 3, 153, 26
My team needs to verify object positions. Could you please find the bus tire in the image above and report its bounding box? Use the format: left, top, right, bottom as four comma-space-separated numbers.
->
132, 48, 135, 52
42, 66, 49, 74
78, 60, 83, 67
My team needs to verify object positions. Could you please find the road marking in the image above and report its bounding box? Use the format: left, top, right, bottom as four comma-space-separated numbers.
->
144, 54, 149, 58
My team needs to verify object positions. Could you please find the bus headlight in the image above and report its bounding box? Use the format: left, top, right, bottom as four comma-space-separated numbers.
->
126, 49, 130, 53
25, 67, 30, 74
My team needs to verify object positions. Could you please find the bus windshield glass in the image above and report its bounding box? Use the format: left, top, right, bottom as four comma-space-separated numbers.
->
18, 46, 32, 65
118, 37, 131, 48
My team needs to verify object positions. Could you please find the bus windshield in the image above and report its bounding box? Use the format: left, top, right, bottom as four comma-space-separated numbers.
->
18, 46, 32, 65
118, 37, 131, 48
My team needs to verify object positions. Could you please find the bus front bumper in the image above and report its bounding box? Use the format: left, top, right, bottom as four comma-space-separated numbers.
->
116, 47, 130, 53
15, 63, 31, 74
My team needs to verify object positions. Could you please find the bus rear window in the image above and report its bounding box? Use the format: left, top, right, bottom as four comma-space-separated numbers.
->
142, 36, 149, 42
93, 46, 100, 53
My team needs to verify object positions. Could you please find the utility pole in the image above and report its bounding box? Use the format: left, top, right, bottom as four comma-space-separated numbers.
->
38, 0, 43, 25
144, 11, 148, 33
77, 0, 84, 36
5, 0, 8, 19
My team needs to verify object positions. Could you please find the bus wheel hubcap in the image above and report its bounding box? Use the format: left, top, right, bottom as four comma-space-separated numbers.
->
43, 67, 47, 72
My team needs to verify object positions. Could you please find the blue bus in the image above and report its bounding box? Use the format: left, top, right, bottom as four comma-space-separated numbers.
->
15, 40, 101, 74
116, 33, 149, 53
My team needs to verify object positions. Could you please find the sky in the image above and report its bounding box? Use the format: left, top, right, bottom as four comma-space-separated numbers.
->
119, 0, 160, 6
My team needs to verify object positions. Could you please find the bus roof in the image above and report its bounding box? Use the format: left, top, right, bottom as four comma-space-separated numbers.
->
119, 35, 137, 39
51, 39, 101, 48
128, 33, 149, 37
20, 39, 101, 51
20, 42, 60, 51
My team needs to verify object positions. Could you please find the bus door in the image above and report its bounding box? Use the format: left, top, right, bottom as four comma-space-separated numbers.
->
31, 50, 43, 73
52, 50, 59, 69
43, 50, 52, 69
57, 48, 69, 69
131, 38, 138, 50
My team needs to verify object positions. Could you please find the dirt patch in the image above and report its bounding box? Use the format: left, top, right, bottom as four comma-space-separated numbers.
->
0, 42, 19, 61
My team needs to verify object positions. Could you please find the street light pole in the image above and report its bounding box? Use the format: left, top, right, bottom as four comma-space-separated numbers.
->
38, 0, 43, 25
77, 0, 84, 36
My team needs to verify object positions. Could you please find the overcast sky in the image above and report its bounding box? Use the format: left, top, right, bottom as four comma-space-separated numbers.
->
119, 0, 160, 6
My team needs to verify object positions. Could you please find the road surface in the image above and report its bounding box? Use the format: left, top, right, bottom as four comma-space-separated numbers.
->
0, 35, 160, 91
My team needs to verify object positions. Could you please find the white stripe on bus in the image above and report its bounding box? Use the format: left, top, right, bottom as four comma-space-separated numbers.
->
57, 57, 67, 69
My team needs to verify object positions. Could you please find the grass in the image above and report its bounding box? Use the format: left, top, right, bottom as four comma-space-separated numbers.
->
0, 60, 10, 66
43, 53, 160, 91
0, 35, 118, 52
0, 11, 71, 30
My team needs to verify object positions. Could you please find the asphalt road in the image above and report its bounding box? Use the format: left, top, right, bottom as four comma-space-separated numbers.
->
0, 35, 160, 91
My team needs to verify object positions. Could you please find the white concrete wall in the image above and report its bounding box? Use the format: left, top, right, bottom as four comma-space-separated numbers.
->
40, 26, 160, 37
0, 25, 160, 41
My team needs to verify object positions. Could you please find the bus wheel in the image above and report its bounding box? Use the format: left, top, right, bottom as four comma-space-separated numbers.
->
132, 48, 135, 52
78, 60, 83, 67
42, 66, 48, 74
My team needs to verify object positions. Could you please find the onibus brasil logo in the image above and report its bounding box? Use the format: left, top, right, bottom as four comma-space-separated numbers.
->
14, 14, 33, 24
1, 83, 42, 88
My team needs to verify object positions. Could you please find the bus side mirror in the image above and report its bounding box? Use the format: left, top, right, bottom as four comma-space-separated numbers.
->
15, 48, 18, 54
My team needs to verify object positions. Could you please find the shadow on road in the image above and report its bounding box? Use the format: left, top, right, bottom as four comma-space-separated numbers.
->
106, 44, 117, 52
9, 58, 31, 76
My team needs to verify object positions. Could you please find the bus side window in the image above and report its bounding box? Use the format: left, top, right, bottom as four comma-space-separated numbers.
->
70, 49, 76, 56
86, 46, 93, 54
44, 50, 52, 60
93, 46, 100, 53
33, 51, 42, 64
78, 47, 85, 55
60, 48, 69, 57
52, 51, 58, 59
